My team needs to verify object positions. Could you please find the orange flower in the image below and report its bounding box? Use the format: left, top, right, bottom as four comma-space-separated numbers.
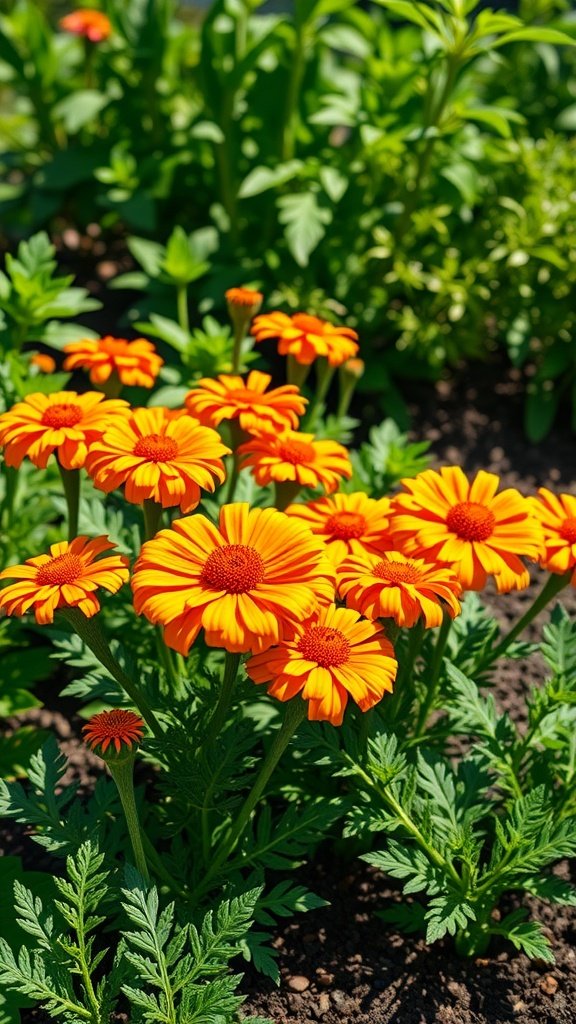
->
251, 312, 359, 366
59, 9, 112, 41
184, 370, 307, 435
0, 536, 129, 625
30, 353, 57, 374
389, 468, 544, 593
225, 287, 264, 308
0, 391, 129, 470
531, 489, 576, 581
86, 406, 229, 513
246, 604, 397, 726
237, 430, 352, 495
285, 492, 394, 566
337, 550, 461, 628
83, 709, 144, 754
132, 503, 336, 655
63, 336, 163, 388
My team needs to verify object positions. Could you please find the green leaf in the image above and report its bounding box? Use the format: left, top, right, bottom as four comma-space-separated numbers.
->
372, 0, 440, 34
497, 910, 554, 962
52, 91, 109, 134
277, 192, 332, 267
425, 895, 476, 944
492, 28, 576, 49
238, 161, 304, 199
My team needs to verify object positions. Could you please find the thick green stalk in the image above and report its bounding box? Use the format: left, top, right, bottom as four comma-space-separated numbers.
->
274, 479, 302, 511
108, 758, 150, 881
176, 283, 190, 335
286, 354, 311, 389
413, 612, 453, 738
202, 652, 241, 749
142, 497, 164, 542
2, 464, 19, 530
305, 358, 335, 428
281, 25, 306, 161
57, 463, 80, 541
231, 322, 245, 375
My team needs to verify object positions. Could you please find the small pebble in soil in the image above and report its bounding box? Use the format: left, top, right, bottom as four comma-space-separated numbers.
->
315, 968, 334, 987
539, 975, 559, 996
288, 975, 310, 992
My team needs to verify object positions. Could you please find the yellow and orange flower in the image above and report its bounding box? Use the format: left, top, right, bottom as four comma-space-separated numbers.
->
30, 353, 57, 374
246, 604, 397, 726
389, 468, 544, 593
0, 536, 129, 625
83, 709, 144, 755
184, 370, 307, 435
285, 492, 394, 566
0, 391, 129, 470
251, 312, 359, 367
63, 336, 163, 389
59, 8, 112, 41
237, 429, 352, 495
337, 550, 461, 628
86, 406, 229, 513
531, 489, 576, 582
132, 503, 336, 655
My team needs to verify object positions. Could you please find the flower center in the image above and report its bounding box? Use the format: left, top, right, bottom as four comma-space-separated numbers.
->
297, 625, 350, 667
374, 558, 422, 584
36, 552, 83, 586
228, 388, 264, 405
292, 313, 323, 334
560, 517, 576, 544
446, 501, 496, 542
201, 544, 265, 593
133, 433, 179, 463
277, 439, 315, 465
42, 403, 83, 428
325, 511, 367, 540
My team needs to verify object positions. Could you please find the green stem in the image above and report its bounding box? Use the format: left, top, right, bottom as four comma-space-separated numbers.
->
305, 358, 335, 428
286, 354, 311, 389
477, 570, 572, 672
231, 322, 245, 374
274, 479, 302, 511
61, 608, 163, 739
142, 497, 164, 542
76, 879, 102, 1022
202, 652, 241, 749
108, 758, 150, 880
57, 463, 80, 541
2, 464, 19, 530
281, 26, 306, 161
413, 612, 452, 738
176, 284, 190, 335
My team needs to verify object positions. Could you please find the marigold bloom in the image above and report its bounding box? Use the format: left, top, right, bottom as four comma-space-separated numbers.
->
390, 468, 544, 593
59, 8, 112, 41
132, 503, 336, 655
63, 336, 163, 389
246, 604, 397, 726
0, 536, 129, 625
30, 353, 57, 374
337, 550, 461, 628
83, 709, 144, 754
225, 287, 263, 322
0, 391, 129, 470
237, 430, 352, 495
251, 312, 359, 367
184, 370, 307, 435
285, 492, 394, 566
86, 406, 229, 513
531, 489, 576, 582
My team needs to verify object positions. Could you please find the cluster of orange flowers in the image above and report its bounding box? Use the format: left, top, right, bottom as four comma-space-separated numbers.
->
1, 315, 574, 728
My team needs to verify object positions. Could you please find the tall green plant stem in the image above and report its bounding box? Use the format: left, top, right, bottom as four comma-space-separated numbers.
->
413, 612, 453, 738
287, 354, 311, 389
202, 652, 241, 749
176, 283, 190, 334
107, 757, 150, 881
57, 463, 80, 540
75, 877, 102, 1022
2, 464, 19, 529
141, 499, 181, 691
61, 608, 163, 739
282, 24, 306, 161
231, 322, 245, 374
305, 358, 335, 428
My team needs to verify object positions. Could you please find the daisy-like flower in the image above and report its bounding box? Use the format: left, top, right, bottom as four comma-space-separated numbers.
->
184, 370, 307, 435
251, 312, 359, 367
390, 468, 544, 593
63, 336, 163, 389
30, 353, 57, 374
59, 8, 112, 41
337, 550, 462, 628
132, 503, 336, 655
531, 489, 576, 582
83, 709, 144, 755
237, 429, 352, 495
86, 406, 229, 513
246, 604, 397, 726
285, 492, 394, 566
0, 537, 129, 625
0, 391, 129, 470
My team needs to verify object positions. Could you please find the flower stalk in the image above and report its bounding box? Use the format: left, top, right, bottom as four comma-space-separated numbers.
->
57, 463, 80, 541
107, 755, 150, 881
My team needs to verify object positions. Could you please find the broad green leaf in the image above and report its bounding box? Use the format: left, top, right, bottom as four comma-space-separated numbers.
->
238, 161, 303, 199
52, 90, 109, 134
277, 191, 332, 267
492, 28, 576, 48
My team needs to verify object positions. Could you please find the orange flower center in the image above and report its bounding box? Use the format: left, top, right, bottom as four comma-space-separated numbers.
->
374, 558, 422, 584
277, 439, 315, 465
201, 543, 265, 593
446, 501, 495, 542
133, 433, 179, 463
560, 517, 576, 544
42, 403, 83, 428
325, 511, 367, 540
297, 625, 350, 667
36, 552, 83, 585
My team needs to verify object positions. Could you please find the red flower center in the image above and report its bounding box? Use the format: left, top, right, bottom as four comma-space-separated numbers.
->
133, 433, 179, 463
201, 544, 265, 593
42, 403, 83, 428
446, 501, 495, 542
374, 558, 422, 584
83, 709, 144, 752
277, 439, 315, 465
560, 517, 576, 544
297, 625, 350, 667
36, 552, 83, 585
325, 511, 367, 540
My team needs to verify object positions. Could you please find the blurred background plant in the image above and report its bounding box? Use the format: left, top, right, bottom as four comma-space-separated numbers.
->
0, 0, 575, 436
